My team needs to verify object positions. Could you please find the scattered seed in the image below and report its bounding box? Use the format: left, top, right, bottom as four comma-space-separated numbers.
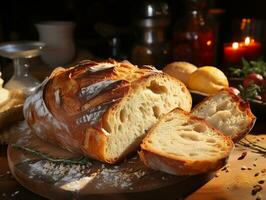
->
254, 172, 260, 177
253, 163, 257, 167
258, 179, 265, 184
248, 167, 252, 170
221, 164, 230, 172
251, 185, 262, 196
225, 169, 229, 173
238, 152, 247, 160
241, 166, 247, 170
261, 169, 266, 173
221, 167, 227, 171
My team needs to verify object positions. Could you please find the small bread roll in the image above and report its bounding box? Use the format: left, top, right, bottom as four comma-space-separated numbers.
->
163, 62, 197, 85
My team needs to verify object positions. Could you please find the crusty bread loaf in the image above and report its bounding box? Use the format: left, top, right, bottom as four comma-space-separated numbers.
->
139, 108, 234, 175
23, 60, 192, 164
192, 88, 256, 142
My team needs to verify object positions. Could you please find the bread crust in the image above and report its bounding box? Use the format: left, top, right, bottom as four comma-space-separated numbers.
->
24, 60, 192, 164
192, 88, 256, 142
140, 108, 234, 175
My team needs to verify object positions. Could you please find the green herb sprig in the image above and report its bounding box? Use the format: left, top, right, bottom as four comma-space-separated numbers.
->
229, 58, 266, 78
239, 84, 262, 101
239, 138, 266, 157
12, 144, 91, 165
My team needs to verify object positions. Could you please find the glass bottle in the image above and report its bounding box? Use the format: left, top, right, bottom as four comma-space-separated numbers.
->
131, 0, 171, 69
172, 0, 215, 66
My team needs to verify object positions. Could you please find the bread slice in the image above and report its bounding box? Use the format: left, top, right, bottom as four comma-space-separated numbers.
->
139, 108, 234, 175
192, 88, 256, 142
24, 60, 192, 164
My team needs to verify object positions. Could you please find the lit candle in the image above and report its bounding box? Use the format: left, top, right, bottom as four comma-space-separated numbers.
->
242, 37, 262, 60
224, 42, 246, 63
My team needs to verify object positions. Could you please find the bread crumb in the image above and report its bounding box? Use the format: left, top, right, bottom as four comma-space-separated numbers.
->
215, 172, 220, 177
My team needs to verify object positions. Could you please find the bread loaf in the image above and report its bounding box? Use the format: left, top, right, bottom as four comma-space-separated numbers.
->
192, 88, 256, 142
24, 60, 192, 163
139, 108, 234, 175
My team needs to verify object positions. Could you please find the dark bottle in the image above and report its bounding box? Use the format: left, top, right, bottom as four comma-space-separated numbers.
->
131, 0, 171, 69
172, 0, 215, 66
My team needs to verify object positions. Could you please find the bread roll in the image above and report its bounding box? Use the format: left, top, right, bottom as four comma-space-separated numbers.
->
24, 60, 192, 164
163, 61, 197, 85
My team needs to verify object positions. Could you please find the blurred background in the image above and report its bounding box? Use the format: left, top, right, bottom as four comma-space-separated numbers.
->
0, 0, 265, 74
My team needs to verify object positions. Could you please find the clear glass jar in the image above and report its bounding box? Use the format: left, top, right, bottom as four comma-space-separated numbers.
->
172, 0, 215, 66
131, 0, 171, 69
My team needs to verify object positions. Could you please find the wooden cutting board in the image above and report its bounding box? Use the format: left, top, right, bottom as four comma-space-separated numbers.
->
187, 134, 266, 200
6, 122, 214, 200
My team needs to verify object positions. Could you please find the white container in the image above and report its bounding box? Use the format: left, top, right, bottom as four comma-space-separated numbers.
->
36, 21, 76, 67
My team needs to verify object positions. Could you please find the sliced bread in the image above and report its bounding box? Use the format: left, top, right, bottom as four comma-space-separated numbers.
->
139, 108, 234, 175
192, 88, 256, 142
24, 60, 192, 164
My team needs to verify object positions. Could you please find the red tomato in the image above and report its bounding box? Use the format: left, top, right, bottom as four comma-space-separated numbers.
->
228, 87, 240, 96
243, 73, 264, 88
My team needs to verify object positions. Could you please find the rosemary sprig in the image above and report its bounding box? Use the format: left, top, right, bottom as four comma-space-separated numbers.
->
12, 144, 91, 165
243, 138, 266, 151
238, 137, 266, 157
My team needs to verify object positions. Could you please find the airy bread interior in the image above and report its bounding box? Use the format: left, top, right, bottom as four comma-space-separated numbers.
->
143, 109, 231, 162
102, 75, 191, 162
192, 91, 252, 139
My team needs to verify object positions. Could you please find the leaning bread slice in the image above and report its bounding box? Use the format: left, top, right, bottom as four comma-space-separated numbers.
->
139, 108, 234, 176
192, 88, 256, 142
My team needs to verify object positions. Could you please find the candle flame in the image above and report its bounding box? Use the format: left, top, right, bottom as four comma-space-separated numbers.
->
245, 37, 251, 45
206, 40, 212, 46
232, 42, 239, 49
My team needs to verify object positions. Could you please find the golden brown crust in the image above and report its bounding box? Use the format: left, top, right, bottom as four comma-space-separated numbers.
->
140, 108, 234, 175
24, 60, 191, 164
139, 150, 229, 175
192, 88, 256, 142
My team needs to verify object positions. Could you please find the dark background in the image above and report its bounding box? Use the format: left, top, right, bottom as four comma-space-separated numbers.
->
0, 0, 265, 63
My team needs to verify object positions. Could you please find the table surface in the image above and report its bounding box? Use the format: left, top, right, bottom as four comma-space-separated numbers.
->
0, 54, 266, 199
1, 132, 265, 200
187, 134, 266, 200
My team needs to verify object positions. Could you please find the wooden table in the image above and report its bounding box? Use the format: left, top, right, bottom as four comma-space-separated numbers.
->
187, 134, 266, 200
1, 132, 265, 200
0, 70, 265, 199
